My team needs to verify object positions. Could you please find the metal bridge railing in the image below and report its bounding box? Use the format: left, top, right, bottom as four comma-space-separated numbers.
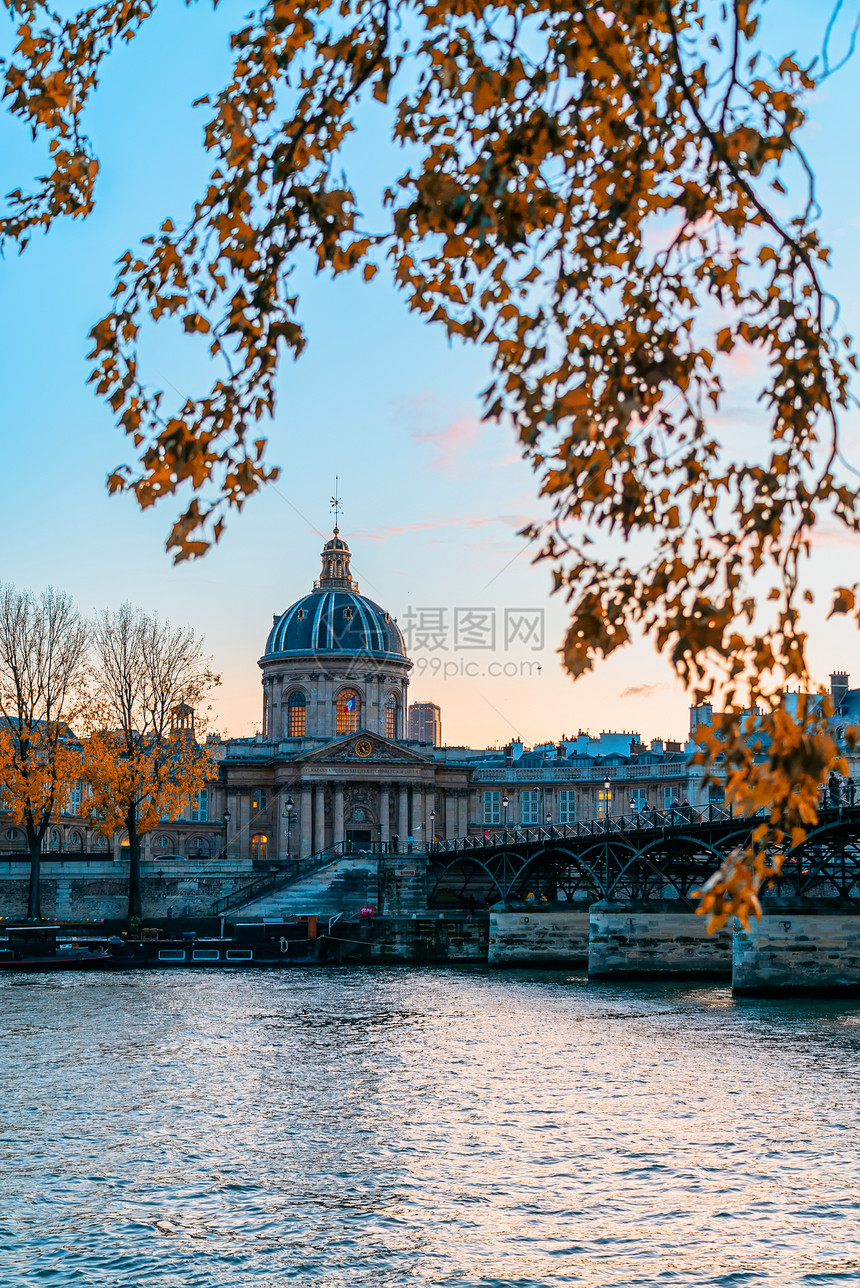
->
428, 800, 860, 858
428, 803, 747, 856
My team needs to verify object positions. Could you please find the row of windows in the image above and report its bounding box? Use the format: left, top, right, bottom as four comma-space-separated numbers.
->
482, 787, 688, 824
482, 789, 578, 825
43, 782, 212, 824
3, 829, 212, 854
274, 689, 401, 738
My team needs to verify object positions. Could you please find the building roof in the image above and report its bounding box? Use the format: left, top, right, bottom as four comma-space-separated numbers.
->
263, 534, 407, 661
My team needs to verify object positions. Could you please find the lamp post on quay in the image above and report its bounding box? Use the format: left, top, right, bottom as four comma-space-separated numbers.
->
222, 808, 231, 862
283, 796, 295, 861
502, 794, 509, 837
604, 778, 612, 829
429, 808, 436, 845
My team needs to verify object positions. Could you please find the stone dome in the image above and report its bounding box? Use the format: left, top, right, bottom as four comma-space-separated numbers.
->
263, 533, 407, 660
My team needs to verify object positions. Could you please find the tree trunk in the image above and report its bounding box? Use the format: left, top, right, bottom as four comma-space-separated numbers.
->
127, 814, 142, 922
26, 834, 41, 920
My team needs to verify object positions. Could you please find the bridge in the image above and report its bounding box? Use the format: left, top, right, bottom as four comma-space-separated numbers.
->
426, 804, 860, 906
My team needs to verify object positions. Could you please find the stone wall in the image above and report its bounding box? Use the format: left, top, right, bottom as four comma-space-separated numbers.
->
377, 856, 428, 917
488, 906, 589, 967
733, 907, 860, 993
588, 901, 732, 978
0, 865, 255, 923
352, 914, 489, 963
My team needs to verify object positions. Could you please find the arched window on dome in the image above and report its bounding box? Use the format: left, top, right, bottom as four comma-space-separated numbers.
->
336, 688, 361, 735
287, 691, 307, 738
386, 695, 399, 740
251, 833, 268, 864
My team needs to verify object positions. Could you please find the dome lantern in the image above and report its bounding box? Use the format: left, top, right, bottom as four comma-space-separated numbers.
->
314, 530, 358, 591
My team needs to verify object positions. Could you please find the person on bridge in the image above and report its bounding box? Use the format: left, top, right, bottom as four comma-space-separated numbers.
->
829, 771, 841, 808
846, 778, 856, 807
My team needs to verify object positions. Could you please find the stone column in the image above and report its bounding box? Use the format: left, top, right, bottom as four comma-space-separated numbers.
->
300, 785, 312, 858
334, 784, 344, 846
397, 784, 409, 849
379, 785, 390, 847
314, 783, 326, 854
413, 788, 426, 847
238, 791, 251, 866
444, 792, 456, 840
457, 792, 468, 838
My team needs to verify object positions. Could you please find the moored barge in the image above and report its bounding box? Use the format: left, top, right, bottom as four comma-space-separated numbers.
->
0, 915, 360, 972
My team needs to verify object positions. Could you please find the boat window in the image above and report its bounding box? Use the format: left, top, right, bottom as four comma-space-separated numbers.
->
192, 949, 219, 961
226, 949, 253, 961
158, 949, 186, 961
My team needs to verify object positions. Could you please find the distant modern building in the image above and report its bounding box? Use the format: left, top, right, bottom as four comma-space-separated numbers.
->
408, 702, 442, 747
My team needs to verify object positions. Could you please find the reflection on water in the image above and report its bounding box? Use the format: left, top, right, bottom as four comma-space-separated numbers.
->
2, 967, 860, 1286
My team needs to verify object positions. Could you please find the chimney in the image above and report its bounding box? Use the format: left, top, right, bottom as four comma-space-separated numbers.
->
689, 703, 713, 734
831, 672, 849, 712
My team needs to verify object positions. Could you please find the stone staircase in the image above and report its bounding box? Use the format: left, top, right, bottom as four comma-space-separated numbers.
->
227, 854, 379, 919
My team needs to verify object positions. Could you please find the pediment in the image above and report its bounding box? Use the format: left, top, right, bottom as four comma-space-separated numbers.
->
300, 730, 436, 765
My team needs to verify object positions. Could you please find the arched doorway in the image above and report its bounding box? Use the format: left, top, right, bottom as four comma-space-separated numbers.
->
345, 805, 375, 851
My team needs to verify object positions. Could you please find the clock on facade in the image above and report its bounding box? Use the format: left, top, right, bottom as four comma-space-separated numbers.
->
355, 739, 373, 758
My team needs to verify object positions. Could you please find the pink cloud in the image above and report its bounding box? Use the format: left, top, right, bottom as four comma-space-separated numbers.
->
413, 415, 482, 475
352, 513, 501, 541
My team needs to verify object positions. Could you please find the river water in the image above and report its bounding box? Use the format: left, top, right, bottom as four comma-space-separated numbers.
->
2, 967, 860, 1287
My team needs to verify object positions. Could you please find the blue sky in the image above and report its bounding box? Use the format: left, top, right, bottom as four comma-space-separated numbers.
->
2, 2, 860, 744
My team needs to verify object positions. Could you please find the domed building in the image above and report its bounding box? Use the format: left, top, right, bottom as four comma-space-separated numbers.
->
259, 530, 411, 743
217, 531, 473, 862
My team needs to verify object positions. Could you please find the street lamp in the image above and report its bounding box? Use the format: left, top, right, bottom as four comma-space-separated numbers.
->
222, 808, 231, 861
502, 794, 509, 833
429, 808, 436, 844
604, 777, 612, 821
283, 796, 295, 859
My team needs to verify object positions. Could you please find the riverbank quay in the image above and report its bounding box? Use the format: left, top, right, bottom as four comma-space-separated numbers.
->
0, 858, 260, 922
7, 848, 860, 991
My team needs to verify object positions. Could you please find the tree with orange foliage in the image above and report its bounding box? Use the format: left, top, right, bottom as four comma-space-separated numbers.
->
84, 605, 219, 921
0, 587, 88, 918
4, 1, 860, 925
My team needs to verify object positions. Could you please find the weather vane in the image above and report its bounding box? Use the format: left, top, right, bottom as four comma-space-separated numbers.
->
330, 477, 342, 535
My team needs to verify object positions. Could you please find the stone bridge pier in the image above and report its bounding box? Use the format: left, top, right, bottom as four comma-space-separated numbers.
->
587, 901, 732, 979
733, 902, 860, 994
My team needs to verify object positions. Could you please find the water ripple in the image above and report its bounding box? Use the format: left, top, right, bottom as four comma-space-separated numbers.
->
2, 967, 860, 1285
